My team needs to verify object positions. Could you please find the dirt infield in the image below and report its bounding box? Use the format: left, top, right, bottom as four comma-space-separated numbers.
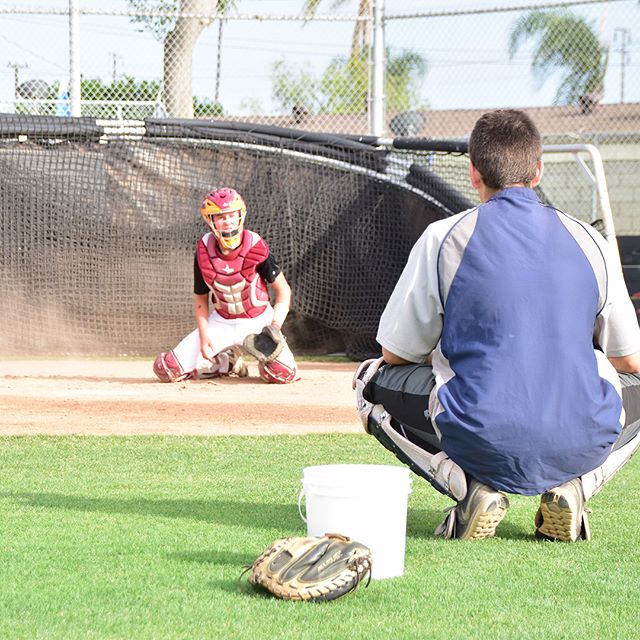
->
0, 359, 362, 436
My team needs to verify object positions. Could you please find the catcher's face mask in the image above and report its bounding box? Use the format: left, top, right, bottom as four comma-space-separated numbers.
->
201, 187, 247, 250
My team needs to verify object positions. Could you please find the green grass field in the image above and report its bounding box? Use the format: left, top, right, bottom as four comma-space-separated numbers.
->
1, 435, 638, 639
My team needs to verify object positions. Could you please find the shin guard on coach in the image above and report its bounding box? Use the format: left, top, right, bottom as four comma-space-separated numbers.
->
353, 357, 467, 501
368, 405, 468, 501
580, 429, 640, 501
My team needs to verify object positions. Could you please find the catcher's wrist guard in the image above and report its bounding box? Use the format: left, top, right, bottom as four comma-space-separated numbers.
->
272, 302, 289, 329
243, 534, 372, 602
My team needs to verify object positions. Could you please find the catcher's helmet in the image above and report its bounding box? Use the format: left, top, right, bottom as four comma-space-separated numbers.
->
201, 187, 247, 250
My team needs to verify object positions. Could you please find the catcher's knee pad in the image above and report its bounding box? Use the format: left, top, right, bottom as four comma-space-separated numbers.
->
153, 351, 193, 383
367, 405, 467, 501
258, 357, 298, 384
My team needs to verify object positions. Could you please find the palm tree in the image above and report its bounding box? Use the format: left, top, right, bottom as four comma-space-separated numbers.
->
272, 47, 426, 116
509, 9, 609, 109
303, 0, 371, 60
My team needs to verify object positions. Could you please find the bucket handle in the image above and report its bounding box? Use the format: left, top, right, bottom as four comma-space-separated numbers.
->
297, 488, 307, 523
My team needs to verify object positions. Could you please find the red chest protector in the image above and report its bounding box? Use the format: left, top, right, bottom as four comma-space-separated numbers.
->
196, 229, 270, 319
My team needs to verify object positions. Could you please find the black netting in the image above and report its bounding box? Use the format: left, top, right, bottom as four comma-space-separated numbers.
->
0, 115, 476, 360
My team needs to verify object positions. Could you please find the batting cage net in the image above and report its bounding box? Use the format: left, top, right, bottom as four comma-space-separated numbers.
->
3, 114, 585, 361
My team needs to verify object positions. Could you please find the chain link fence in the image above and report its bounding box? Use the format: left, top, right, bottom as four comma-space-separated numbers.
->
0, 0, 639, 232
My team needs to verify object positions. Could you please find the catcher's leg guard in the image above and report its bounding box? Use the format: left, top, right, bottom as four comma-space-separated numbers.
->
367, 405, 468, 501
352, 357, 387, 431
257, 346, 299, 384
541, 377, 640, 542
353, 358, 467, 501
580, 425, 640, 501
153, 351, 195, 383
580, 369, 640, 501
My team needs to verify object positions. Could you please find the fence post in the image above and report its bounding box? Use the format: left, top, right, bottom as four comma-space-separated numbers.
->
370, 0, 385, 136
69, 0, 81, 117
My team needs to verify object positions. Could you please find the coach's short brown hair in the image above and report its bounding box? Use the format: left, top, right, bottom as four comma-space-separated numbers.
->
469, 109, 542, 190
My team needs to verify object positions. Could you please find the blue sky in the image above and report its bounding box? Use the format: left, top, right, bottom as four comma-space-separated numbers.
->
0, 0, 638, 114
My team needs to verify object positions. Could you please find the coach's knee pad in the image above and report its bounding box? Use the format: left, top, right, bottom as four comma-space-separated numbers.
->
153, 351, 193, 383
352, 357, 387, 432
258, 358, 299, 384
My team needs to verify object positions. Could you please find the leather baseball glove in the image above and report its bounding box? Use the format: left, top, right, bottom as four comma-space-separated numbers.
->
243, 325, 286, 364
243, 534, 372, 601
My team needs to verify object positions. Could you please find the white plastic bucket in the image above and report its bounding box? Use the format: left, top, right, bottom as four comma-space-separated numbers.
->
298, 464, 412, 580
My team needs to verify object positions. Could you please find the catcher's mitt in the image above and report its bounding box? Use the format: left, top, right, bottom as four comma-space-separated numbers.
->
243, 534, 372, 602
243, 325, 286, 364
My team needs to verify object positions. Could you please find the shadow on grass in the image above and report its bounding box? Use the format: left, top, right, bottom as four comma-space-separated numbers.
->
169, 551, 289, 597
408, 507, 532, 541
170, 549, 256, 566
4, 491, 533, 541
2, 491, 302, 529
407, 507, 446, 538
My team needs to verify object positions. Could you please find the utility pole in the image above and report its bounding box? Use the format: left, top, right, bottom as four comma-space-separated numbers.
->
69, 0, 81, 117
7, 61, 28, 99
110, 53, 124, 84
370, 0, 385, 137
614, 27, 631, 104
214, 17, 223, 104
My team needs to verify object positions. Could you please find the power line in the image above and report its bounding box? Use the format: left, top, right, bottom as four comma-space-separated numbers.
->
0, 32, 66, 70
387, 0, 630, 21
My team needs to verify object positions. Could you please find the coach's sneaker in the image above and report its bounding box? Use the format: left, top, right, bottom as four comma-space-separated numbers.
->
535, 478, 591, 542
435, 479, 509, 540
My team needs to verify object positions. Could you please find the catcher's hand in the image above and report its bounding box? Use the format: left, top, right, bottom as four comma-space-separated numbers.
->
243, 324, 286, 364
243, 534, 372, 602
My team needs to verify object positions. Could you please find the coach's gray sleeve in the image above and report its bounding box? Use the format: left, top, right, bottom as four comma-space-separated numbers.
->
376, 223, 445, 363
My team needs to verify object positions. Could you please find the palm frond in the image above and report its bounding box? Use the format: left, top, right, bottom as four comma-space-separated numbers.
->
508, 9, 608, 105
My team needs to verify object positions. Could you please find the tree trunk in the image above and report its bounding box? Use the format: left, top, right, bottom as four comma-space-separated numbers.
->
163, 0, 212, 118
350, 0, 371, 59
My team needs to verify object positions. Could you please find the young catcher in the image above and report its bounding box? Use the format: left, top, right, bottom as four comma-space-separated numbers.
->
153, 187, 299, 384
